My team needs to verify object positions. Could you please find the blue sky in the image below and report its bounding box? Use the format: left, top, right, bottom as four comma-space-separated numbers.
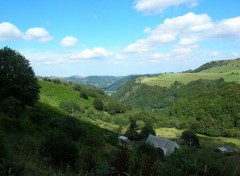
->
0, 0, 240, 76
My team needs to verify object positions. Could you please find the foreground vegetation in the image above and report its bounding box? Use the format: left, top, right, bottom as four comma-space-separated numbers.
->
0, 47, 240, 175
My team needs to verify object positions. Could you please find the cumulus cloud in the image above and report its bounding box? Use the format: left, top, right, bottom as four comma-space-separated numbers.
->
24, 27, 53, 42
134, 0, 199, 14
71, 47, 113, 60
0, 22, 22, 41
60, 36, 78, 47
124, 13, 240, 54
0, 22, 53, 42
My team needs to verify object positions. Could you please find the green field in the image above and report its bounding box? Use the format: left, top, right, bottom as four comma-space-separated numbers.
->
139, 72, 240, 87
156, 128, 240, 149
39, 80, 93, 109
139, 73, 222, 87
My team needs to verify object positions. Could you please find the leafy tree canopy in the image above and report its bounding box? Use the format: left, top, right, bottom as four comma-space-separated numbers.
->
0, 47, 40, 106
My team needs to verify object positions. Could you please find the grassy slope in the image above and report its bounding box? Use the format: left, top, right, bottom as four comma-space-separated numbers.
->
139, 59, 240, 87
156, 128, 240, 149
39, 80, 93, 109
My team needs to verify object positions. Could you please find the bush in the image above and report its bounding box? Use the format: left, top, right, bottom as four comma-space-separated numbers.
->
0, 139, 7, 159
93, 98, 103, 111
40, 131, 79, 169
56, 116, 85, 141
181, 130, 200, 148
139, 123, 156, 140
0, 96, 22, 117
80, 91, 89, 100
59, 101, 81, 114
225, 128, 240, 137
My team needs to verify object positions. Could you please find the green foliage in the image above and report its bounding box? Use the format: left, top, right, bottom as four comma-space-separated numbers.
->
192, 60, 227, 72
104, 101, 126, 115
111, 143, 130, 176
93, 98, 103, 110
0, 159, 25, 176
139, 123, 156, 139
161, 148, 239, 176
225, 128, 240, 137
116, 78, 240, 137
0, 47, 40, 106
80, 90, 89, 99
40, 130, 79, 170
59, 101, 81, 114
55, 116, 86, 141
0, 96, 22, 117
181, 130, 200, 148
0, 138, 7, 159
84, 147, 97, 174
125, 118, 139, 140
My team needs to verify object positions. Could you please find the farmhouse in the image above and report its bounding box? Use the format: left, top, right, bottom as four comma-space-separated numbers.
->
214, 146, 235, 154
146, 135, 180, 156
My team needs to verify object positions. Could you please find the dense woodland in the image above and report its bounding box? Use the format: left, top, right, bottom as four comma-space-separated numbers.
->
114, 78, 240, 137
0, 47, 240, 175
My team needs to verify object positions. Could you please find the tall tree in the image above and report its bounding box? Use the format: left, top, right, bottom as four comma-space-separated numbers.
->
0, 47, 40, 106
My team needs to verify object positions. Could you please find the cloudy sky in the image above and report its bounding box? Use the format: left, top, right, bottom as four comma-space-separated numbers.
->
0, 0, 240, 76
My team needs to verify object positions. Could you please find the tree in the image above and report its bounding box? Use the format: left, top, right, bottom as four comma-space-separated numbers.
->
80, 90, 89, 99
93, 98, 103, 110
125, 118, 139, 140
139, 123, 156, 139
181, 130, 199, 148
0, 47, 40, 106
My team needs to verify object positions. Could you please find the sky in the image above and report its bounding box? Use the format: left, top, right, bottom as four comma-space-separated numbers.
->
0, 0, 240, 76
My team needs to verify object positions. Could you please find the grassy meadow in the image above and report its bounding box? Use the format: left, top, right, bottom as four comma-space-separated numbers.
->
138, 59, 240, 87
39, 80, 93, 109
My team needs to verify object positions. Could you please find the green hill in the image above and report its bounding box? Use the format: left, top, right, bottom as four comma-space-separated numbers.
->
138, 58, 240, 87
39, 80, 93, 109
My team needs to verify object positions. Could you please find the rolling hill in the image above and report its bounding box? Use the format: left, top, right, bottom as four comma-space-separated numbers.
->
137, 58, 240, 87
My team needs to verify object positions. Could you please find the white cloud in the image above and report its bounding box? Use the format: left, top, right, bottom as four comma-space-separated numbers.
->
124, 13, 240, 54
0, 22, 53, 42
124, 39, 155, 53
134, 0, 199, 14
211, 17, 240, 38
24, 27, 53, 42
71, 47, 113, 60
0, 22, 22, 41
60, 36, 78, 47
179, 37, 199, 46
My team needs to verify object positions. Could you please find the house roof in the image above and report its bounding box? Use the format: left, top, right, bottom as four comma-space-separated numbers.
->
146, 135, 179, 155
215, 146, 235, 153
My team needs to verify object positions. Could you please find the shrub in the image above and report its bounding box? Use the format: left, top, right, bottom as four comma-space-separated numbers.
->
0, 96, 22, 117
56, 116, 85, 141
80, 91, 89, 100
139, 123, 156, 140
93, 98, 103, 111
59, 101, 81, 114
225, 128, 240, 137
181, 130, 200, 148
40, 131, 79, 170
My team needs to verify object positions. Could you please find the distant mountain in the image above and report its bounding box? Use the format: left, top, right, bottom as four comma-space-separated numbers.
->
104, 75, 141, 91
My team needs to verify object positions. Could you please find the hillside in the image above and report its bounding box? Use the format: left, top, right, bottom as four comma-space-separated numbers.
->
104, 75, 141, 91
62, 75, 122, 89
138, 58, 240, 87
